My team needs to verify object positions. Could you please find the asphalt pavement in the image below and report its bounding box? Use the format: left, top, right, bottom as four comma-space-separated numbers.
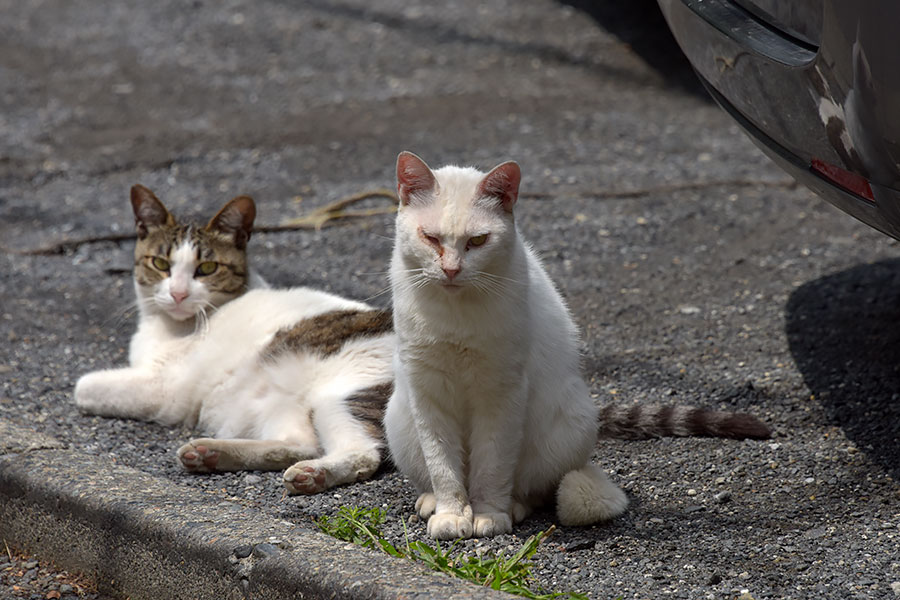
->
1, 1, 898, 599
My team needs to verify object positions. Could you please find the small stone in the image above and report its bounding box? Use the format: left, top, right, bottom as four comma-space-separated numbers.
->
714, 491, 732, 503
649, 517, 664, 525
686, 488, 697, 496
738, 571, 750, 579
233, 545, 253, 559
890, 581, 900, 596
243, 474, 262, 485
58, 585, 73, 594
707, 573, 722, 585
715, 477, 726, 485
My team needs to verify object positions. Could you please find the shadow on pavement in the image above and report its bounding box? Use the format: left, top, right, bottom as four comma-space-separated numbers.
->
785, 259, 900, 480
559, 0, 710, 98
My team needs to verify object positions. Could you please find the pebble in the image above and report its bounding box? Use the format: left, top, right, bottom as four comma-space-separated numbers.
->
714, 491, 732, 503
251, 543, 280, 559
891, 581, 900, 596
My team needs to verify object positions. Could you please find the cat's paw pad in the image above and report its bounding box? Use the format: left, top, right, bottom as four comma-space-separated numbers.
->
283, 464, 328, 495
415, 493, 437, 519
177, 441, 219, 472
473, 512, 512, 537
426, 513, 473, 540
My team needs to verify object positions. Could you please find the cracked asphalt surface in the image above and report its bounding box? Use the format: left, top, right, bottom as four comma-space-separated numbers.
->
1, 1, 899, 598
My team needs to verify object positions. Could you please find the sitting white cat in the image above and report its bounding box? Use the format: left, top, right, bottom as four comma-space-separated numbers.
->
385, 152, 629, 539
75, 185, 393, 494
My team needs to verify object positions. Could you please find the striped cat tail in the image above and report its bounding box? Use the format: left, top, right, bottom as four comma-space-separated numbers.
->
597, 404, 771, 440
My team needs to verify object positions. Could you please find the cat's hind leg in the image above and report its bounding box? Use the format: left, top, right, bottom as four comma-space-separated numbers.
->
556, 463, 628, 526
283, 385, 386, 495
177, 438, 319, 472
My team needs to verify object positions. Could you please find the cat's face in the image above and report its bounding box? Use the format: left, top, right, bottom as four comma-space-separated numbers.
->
130, 185, 256, 322
393, 152, 521, 294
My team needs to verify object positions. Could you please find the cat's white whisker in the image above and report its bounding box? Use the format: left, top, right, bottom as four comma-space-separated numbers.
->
361, 285, 394, 302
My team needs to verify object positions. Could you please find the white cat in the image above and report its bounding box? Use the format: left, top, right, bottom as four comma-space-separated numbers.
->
384, 152, 629, 540
75, 185, 394, 494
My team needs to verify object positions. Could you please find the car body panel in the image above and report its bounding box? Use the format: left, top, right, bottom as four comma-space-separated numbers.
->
658, 0, 900, 239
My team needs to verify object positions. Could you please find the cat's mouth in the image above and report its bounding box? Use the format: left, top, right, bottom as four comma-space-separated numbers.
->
165, 304, 199, 321
440, 282, 464, 293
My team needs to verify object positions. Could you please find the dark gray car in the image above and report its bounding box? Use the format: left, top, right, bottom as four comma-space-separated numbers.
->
658, 0, 900, 239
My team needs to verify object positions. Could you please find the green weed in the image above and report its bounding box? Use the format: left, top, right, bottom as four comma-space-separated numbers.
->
316, 505, 588, 599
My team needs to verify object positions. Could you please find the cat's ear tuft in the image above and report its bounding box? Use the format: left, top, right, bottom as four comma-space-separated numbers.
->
131, 185, 174, 239
396, 151, 437, 206
478, 161, 521, 213
207, 195, 256, 249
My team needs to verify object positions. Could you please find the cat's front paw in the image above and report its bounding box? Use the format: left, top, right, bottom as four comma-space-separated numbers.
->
473, 512, 512, 537
177, 440, 220, 472
415, 493, 437, 519
427, 512, 474, 540
73, 373, 110, 415
284, 462, 328, 495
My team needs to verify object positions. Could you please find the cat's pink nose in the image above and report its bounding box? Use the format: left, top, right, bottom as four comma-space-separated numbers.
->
171, 290, 189, 304
442, 267, 460, 281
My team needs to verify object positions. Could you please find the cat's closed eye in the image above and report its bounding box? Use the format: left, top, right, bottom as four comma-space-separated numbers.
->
195, 261, 218, 276
151, 256, 170, 271
419, 229, 441, 249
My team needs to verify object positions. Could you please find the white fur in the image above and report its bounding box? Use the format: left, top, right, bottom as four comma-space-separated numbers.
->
75, 278, 394, 494
384, 157, 627, 539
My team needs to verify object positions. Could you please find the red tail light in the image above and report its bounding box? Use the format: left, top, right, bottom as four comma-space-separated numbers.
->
810, 158, 875, 202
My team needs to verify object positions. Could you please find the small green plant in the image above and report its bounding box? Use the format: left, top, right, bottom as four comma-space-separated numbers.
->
316, 506, 588, 600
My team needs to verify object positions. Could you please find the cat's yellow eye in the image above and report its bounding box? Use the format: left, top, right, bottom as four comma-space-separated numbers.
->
151, 257, 170, 271
467, 234, 488, 248
195, 261, 218, 276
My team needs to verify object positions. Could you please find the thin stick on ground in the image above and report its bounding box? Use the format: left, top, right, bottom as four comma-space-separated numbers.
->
3, 188, 400, 256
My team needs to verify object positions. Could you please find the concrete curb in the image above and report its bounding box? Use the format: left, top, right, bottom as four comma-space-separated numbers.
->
0, 420, 508, 599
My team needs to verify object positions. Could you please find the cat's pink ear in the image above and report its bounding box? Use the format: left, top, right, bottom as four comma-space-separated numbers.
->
207, 195, 256, 249
396, 151, 437, 206
478, 162, 521, 213
131, 185, 174, 239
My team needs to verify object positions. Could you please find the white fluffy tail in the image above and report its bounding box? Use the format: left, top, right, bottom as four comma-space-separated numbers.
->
556, 464, 628, 526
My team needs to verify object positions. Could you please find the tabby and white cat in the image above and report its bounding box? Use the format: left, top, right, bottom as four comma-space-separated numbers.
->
383, 152, 770, 540
74, 185, 394, 494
